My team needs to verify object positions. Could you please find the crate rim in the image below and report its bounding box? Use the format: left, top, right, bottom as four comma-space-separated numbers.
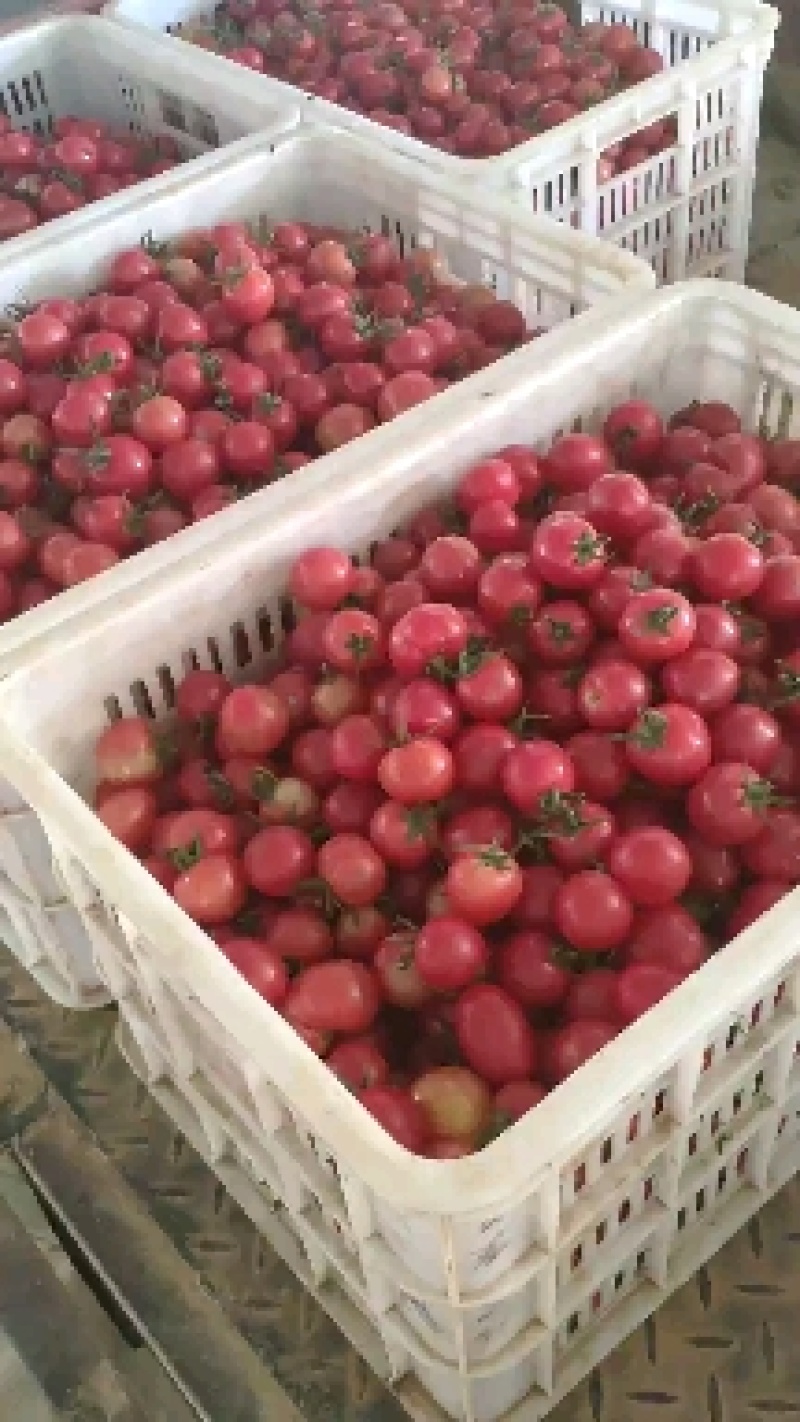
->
0, 276, 795, 1215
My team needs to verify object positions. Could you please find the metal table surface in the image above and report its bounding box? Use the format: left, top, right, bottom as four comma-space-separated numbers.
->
1, 936, 800, 1422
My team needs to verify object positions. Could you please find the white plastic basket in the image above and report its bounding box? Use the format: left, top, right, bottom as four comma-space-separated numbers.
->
0, 279, 798, 1419
0, 129, 652, 1008
102, 0, 779, 284
0, 14, 300, 258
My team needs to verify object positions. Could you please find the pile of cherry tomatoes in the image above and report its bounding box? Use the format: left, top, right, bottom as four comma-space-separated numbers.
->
0, 114, 181, 243
177, 0, 674, 173
90, 396, 800, 1157
0, 215, 529, 612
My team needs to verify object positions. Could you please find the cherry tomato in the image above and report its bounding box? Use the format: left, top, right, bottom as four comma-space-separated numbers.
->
602, 399, 664, 466
661, 647, 740, 715
415, 917, 488, 991
545, 1019, 618, 1083
412, 1066, 491, 1144
530, 512, 607, 590
578, 660, 650, 730
243, 826, 316, 896
625, 704, 712, 786
375, 930, 433, 1009
360, 1086, 429, 1152
378, 736, 454, 805
445, 847, 523, 926
328, 1038, 389, 1092
618, 587, 696, 664
498, 929, 570, 1009
172, 852, 247, 925
613, 964, 683, 1025
454, 984, 536, 1085
221, 937, 289, 1005
284, 960, 380, 1034
389, 602, 469, 678
606, 827, 691, 906
267, 907, 333, 964
95, 715, 162, 786
290, 547, 355, 610
318, 832, 386, 907
96, 786, 156, 851
741, 809, 800, 881
501, 740, 575, 813
626, 906, 707, 977
554, 870, 633, 952
687, 761, 781, 846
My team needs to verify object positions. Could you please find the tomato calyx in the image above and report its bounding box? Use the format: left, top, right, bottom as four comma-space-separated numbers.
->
506, 602, 534, 630
508, 705, 551, 738
534, 788, 589, 838
472, 842, 515, 871
740, 775, 792, 813
70, 353, 116, 381
573, 529, 606, 567
167, 836, 204, 871
253, 392, 284, 417
619, 709, 667, 751
680, 890, 731, 932
140, 230, 172, 260
427, 634, 491, 683
47, 168, 85, 197
202, 768, 235, 809
550, 939, 613, 973
773, 663, 800, 707
296, 875, 342, 919
673, 492, 719, 532
405, 804, 441, 841
642, 602, 680, 634
544, 615, 578, 646
346, 631, 379, 668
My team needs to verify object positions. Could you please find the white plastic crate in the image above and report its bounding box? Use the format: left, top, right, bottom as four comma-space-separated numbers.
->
102, 0, 779, 283
0, 14, 300, 258
0, 129, 651, 1009
0, 280, 799, 1417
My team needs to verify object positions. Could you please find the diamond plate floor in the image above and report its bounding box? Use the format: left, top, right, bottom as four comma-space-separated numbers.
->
2, 937, 800, 1422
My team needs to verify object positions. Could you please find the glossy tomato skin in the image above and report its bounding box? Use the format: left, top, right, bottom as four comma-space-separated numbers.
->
554, 870, 634, 952
360, 1086, 430, 1153
660, 647, 740, 715
618, 587, 696, 664
606, 827, 691, 907
578, 660, 650, 731
501, 740, 575, 813
709, 703, 782, 775
741, 809, 800, 881
544, 1019, 618, 1084
328, 1038, 389, 1092
613, 964, 683, 1025
625, 704, 712, 787
221, 937, 289, 1005
412, 1066, 491, 1144
491, 1081, 548, 1130
172, 852, 247, 925
284, 960, 381, 1035
530, 512, 607, 590
498, 930, 571, 1009
454, 984, 537, 1085
687, 762, 778, 846
415, 917, 489, 991
626, 906, 707, 978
